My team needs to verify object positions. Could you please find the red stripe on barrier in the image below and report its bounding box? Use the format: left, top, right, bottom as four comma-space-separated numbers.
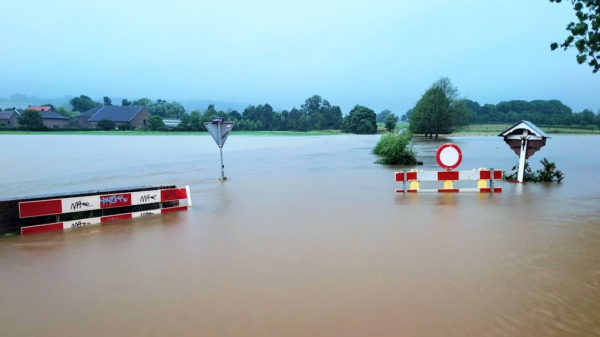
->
407, 172, 417, 180
161, 206, 188, 213
493, 171, 503, 180
437, 171, 459, 181
395, 189, 404, 193
480, 188, 491, 193
100, 193, 132, 209
21, 222, 64, 235
479, 171, 491, 180
395, 172, 404, 182
19, 199, 62, 218
101, 213, 132, 223
494, 187, 502, 193
161, 188, 187, 202
407, 189, 418, 193
438, 189, 460, 193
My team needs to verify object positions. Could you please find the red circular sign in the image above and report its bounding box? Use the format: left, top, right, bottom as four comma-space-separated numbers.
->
436, 143, 462, 170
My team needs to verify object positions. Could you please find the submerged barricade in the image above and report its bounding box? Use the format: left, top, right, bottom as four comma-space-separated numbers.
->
395, 168, 502, 193
395, 143, 503, 193
0, 185, 192, 236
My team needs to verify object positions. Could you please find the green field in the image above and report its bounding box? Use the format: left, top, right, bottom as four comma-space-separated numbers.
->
452, 124, 600, 136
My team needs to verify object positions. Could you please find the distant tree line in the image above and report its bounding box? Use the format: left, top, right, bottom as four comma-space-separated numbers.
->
170, 95, 379, 133
461, 99, 599, 126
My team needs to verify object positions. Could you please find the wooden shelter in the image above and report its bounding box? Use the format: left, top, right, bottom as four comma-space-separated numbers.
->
498, 120, 550, 182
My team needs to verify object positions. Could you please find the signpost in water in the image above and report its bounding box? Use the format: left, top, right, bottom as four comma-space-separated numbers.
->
204, 117, 235, 180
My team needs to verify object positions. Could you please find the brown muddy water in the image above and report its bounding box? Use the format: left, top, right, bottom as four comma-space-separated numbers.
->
0, 134, 599, 337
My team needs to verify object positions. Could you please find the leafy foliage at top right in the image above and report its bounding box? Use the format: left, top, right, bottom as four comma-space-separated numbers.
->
550, 0, 600, 73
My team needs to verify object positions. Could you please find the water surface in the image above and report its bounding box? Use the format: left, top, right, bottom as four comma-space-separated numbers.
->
1, 134, 599, 336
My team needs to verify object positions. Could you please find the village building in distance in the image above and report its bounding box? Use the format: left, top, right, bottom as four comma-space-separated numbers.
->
77, 105, 150, 129
0, 106, 69, 128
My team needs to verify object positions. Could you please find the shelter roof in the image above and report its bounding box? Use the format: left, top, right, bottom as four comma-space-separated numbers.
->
498, 120, 550, 138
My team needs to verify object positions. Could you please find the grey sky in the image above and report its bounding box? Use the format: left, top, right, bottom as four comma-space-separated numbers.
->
0, 0, 598, 114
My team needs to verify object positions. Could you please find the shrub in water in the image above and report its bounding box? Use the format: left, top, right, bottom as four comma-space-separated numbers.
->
373, 131, 418, 165
503, 158, 564, 182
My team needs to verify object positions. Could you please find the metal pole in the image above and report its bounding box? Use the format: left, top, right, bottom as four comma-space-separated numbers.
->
517, 130, 528, 183
218, 123, 225, 180
490, 168, 494, 192
403, 169, 407, 192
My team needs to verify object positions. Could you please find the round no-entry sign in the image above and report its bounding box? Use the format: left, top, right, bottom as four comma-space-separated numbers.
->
436, 143, 462, 170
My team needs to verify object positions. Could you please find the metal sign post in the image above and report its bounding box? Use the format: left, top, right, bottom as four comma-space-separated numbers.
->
204, 117, 235, 181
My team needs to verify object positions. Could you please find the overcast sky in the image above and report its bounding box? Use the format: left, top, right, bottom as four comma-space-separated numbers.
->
0, 0, 598, 114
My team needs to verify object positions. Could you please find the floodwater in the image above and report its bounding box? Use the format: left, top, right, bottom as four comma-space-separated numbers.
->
1, 134, 599, 337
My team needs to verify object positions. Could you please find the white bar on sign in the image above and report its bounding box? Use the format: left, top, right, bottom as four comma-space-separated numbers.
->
61, 195, 100, 214
63, 217, 101, 229
458, 171, 481, 181
132, 210, 161, 218
419, 171, 438, 181
185, 185, 192, 207
131, 190, 161, 205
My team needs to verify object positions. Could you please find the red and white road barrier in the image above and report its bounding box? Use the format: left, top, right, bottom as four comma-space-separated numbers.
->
395, 169, 502, 193
395, 143, 503, 193
19, 186, 192, 235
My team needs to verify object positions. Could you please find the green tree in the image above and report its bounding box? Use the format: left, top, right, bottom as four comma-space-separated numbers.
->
384, 113, 399, 132
118, 122, 131, 131
69, 95, 101, 112
342, 105, 377, 134
122, 99, 132, 106
300, 95, 343, 130
550, 0, 600, 73
408, 77, 469, 139
18, 109, 45, 130
146, 99, 186, 118
372, 131, 418, 165
190, 110, 202, 131
56, 106, 79, 118
147, 115, 167, 131
103, 96, 112, 106
132, 98, 152, 106
376, 109, 392, 123
178, 113, 191, 131
96, 119, 115, 130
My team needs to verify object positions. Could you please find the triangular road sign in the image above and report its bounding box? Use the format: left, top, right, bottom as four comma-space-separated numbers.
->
204, 121, 235, 147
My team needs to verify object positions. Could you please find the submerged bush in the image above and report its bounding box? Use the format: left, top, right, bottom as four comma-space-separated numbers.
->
503, 158, 564, 182
373, 131, 418, 165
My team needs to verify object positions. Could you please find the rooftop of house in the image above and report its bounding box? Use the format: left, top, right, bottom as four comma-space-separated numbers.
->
27, 106, 53, 112
0, 111, 18, 119
40, 110, 69, 120
84, 105, 145, 122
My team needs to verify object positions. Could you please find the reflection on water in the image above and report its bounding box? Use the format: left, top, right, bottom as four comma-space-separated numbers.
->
1, 134, 599, 336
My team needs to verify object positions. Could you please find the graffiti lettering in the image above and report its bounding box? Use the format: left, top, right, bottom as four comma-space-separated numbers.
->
140, 212, 155, 217
101, 195, 129, 206
222, 131, 230, 140
71, 201, 93, 211
139, 194, 158, 203
71, 220, 91, 228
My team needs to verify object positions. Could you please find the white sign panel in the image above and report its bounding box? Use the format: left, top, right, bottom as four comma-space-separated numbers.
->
132, 210, 161, 218
131, 190, 161, 205
63, 217, 101, 229
204, 122, 234, 147
61, 196, 100, 214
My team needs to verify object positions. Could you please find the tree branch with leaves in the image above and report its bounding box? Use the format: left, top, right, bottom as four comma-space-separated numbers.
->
550, 0, 600, 73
